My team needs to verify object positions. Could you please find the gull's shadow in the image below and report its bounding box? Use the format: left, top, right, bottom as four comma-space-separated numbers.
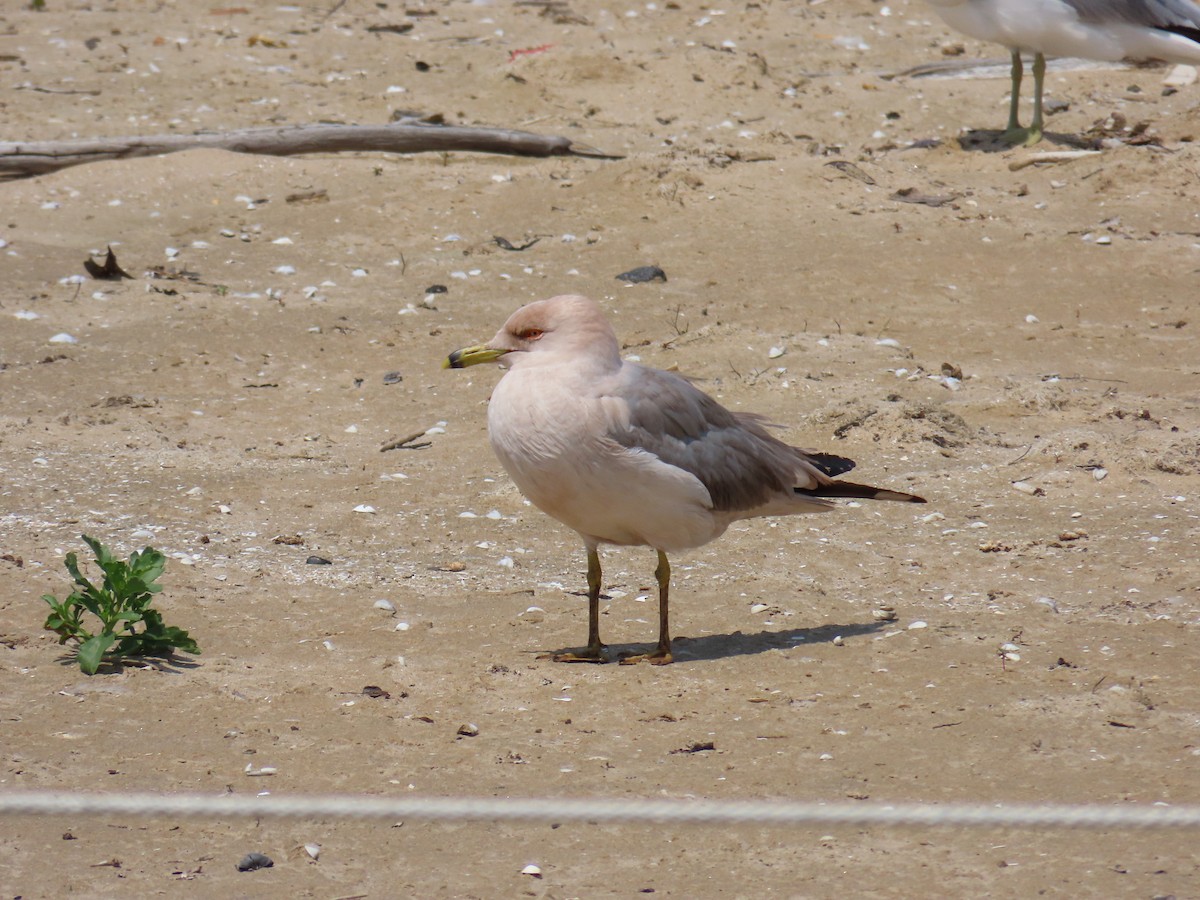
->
957, 129, 1096, 152
536, 621, 889, 665
671, 621, 888, 663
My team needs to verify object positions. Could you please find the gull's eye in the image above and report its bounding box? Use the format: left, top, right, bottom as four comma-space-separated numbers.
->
517, 328, 544, 341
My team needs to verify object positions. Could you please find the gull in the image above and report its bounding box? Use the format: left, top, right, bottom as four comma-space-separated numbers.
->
925, 0, 1200, 144
444, 295, 925, 665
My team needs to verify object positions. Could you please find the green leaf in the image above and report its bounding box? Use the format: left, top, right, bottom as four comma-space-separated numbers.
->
41, 536, 199, 671
77, 632, 117, 675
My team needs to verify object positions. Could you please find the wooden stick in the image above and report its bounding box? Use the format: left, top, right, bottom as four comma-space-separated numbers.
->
0, 122, 621, 178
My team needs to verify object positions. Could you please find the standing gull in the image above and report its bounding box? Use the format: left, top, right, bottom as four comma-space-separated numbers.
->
444, 295, 925, 665
925, 0, 1200, 144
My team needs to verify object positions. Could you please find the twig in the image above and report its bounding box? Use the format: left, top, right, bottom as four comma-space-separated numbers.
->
0, 122, 622, 179
1008, 150, 1102, 172
380, 430, 433, 452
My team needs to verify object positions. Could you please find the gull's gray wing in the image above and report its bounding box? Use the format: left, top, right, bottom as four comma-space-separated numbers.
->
1067, 0, 1200, 34
603, 362, 847, 513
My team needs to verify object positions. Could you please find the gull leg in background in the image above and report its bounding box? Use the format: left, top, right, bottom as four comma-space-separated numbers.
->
1005, 50, 1047, 145
618, 550, 673, 666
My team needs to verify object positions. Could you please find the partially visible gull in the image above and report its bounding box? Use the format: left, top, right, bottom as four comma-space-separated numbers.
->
925, 0, 1200, 143
444, 294, 925, 665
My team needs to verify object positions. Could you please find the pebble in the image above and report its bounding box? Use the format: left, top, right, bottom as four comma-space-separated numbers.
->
615, 265, 667, 283
236, 852, 274, 872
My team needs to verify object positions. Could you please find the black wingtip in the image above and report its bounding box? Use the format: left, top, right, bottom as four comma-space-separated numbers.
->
799, 481, 926, 503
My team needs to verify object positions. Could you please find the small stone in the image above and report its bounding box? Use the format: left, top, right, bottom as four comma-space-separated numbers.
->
236, 852, 274, 872
615, 265, 667, 283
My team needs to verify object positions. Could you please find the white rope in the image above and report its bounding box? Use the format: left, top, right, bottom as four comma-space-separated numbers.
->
1, 790, 1198, 829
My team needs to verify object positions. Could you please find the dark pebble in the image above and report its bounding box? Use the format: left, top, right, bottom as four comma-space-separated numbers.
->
306, 556, 333, 566
615, 265, 667, 284
382, 371, 404, 385
236, 852, 274, 872
425, 284, 448, 294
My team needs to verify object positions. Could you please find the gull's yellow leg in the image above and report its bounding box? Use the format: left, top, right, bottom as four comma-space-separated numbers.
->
620, 550, 674, 665
551, 547, 608, 663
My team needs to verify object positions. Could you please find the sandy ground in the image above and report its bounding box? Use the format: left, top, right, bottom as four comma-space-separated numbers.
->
2, 0, 1200, 897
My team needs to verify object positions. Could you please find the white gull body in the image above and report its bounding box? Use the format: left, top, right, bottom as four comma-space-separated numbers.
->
446, 294, 924, 664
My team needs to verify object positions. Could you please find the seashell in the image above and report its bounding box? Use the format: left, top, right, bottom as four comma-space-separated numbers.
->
304, 843, 320, 860
872, 607, 898, 622
457, 723, 479, 737
520, 864, 543, 878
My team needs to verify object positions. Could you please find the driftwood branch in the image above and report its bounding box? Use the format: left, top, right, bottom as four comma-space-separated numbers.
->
0, 122, 622, 179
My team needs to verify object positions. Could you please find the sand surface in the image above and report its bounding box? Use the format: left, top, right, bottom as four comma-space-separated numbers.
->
2, 1, 1199, 897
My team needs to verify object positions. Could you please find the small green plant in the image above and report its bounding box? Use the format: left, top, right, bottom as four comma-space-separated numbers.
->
42, 535, 199, 675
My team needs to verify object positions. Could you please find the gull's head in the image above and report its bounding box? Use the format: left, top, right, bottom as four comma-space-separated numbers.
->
443, 294, 620, 370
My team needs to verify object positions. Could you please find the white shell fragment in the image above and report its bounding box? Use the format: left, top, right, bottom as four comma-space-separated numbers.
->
1164, 64, 1198, 87
872, 607, 898, 622
49, 333, 79, 344
520, 864, 543, 878
373, 599, 396, 612
303, 843, 321, 860
353, 504, 376, 513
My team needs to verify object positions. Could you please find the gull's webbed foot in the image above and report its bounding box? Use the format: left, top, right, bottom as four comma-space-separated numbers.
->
1002, 124, 1043, 146
543, 643, 609, 664
617, 644, 674, 666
